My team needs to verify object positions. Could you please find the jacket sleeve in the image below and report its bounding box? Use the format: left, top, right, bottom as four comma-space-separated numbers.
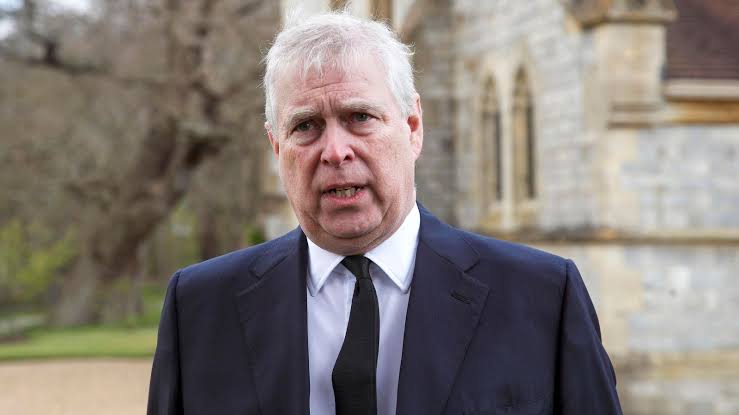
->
147, 271, 184, 415
555, 259, 623, 414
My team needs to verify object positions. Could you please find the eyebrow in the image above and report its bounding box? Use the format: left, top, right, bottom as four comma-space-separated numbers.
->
281, 100, 387, 132
338, 100, 386, 116
282, 108, 321, 133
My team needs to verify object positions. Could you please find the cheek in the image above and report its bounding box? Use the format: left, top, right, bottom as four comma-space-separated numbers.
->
369, 139, 408, 191
278, 149, 299, 186
280, 146, 317, 190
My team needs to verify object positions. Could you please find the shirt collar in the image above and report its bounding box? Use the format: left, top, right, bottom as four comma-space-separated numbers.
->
306, 203, 420, 296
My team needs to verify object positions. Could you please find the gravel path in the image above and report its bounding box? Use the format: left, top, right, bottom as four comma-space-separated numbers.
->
0, 359, 152, 415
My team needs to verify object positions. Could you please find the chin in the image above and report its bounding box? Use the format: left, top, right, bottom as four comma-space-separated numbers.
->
319, 211, 378, 233
328, 225, 374, 240
324, 217, 383, 241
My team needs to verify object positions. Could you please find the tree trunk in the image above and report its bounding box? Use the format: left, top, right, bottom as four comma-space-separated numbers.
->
50, 255, 101, 326
197, 207, 221, 260
51, 247, 145, 327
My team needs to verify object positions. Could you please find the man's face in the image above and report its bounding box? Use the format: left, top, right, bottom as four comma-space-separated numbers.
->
266, 56, 423, 255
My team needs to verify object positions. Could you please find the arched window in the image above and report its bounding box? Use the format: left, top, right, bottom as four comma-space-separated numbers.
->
512, 69, 536, 204
481, 77, 502, 212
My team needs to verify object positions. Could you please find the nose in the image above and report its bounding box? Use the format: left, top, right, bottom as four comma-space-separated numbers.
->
320, 121, 355, 167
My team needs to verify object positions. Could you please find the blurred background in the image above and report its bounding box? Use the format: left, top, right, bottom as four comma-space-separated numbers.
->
0, 0, 737, 414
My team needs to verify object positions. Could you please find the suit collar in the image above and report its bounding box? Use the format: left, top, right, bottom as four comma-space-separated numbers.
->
305, 203, 421, 295
234, 228, 310, 415
415, 204, 480, 272
396, 205, 489, 414
233, 205, 489, 414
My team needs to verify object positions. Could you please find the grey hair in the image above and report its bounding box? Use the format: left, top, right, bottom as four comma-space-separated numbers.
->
263, 10, 416, 129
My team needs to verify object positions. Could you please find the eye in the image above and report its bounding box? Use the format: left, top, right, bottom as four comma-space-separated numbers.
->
294, 120, 315, 132
288, 119, 322, 144
351, 112, 371, 123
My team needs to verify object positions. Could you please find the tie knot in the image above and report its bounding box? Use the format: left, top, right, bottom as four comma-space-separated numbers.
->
341, 255, 372, 280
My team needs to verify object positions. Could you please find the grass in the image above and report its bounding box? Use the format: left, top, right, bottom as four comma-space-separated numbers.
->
0, 283, 165, 361
0, 325, 158, 361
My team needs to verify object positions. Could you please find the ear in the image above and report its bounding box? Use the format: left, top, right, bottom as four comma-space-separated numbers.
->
407, 94, 423, 160
265, 122, 279, 157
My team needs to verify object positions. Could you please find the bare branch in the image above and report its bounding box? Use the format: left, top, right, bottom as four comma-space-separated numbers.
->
181, 120, 232, 167
4, 45, 104, 76
0, 43, 166, 88
165, 0, 181, 14
181, 120, 232, 143
22, 0, 37, 24
234, 0, 262, 17
0, 8, 21, 19
64, 177, 118, 209
230, 65, 263, 95
200, 0, 222, 16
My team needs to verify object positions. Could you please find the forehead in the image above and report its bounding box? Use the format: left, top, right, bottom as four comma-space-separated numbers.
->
273, 56, 395, 120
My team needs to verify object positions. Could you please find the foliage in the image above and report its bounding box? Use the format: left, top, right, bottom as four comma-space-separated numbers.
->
169, 203, 201, 269
0, 219, 78, 307
120, 283, 167, 329
243, 224, 267, 247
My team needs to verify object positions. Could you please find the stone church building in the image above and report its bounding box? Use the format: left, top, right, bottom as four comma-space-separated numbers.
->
262, 1, 739, 413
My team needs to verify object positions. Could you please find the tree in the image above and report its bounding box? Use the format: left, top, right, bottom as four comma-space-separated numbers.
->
0, 0, 278, 325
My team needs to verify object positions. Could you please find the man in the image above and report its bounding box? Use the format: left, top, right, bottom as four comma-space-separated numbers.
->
148, 11, 623, 415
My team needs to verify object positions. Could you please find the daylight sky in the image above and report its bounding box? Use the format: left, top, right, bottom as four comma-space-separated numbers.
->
0, 0, 91, 12
0, 0, 92, 38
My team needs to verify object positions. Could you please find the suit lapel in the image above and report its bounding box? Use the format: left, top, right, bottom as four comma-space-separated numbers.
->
234, 229, 309, 415
396, 207, 490, 414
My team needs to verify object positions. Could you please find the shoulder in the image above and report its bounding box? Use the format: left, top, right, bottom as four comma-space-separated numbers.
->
172, 228, 303, 296
460, 229, 566, 276
437, 220, 569, 294
418, 205, 567, 281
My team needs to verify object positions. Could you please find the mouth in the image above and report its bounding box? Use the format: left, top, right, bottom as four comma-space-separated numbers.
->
323, 185, 365, 199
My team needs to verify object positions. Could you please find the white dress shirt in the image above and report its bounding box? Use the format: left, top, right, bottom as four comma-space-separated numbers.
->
306, 204, 420, 415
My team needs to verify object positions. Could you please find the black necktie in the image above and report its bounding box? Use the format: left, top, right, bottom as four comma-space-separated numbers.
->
332, 255, 379, 415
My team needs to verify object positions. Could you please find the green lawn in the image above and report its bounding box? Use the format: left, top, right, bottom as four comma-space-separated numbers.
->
0, 326, 158, 361
0, 283, 165, 361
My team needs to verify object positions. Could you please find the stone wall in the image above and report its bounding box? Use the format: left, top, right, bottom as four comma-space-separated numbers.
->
410, 0, 458, 223
600, 126, 739, 231
449, 0, 596, 230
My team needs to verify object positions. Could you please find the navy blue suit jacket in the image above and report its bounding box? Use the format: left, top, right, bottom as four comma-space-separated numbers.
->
148, 206, 622, 414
